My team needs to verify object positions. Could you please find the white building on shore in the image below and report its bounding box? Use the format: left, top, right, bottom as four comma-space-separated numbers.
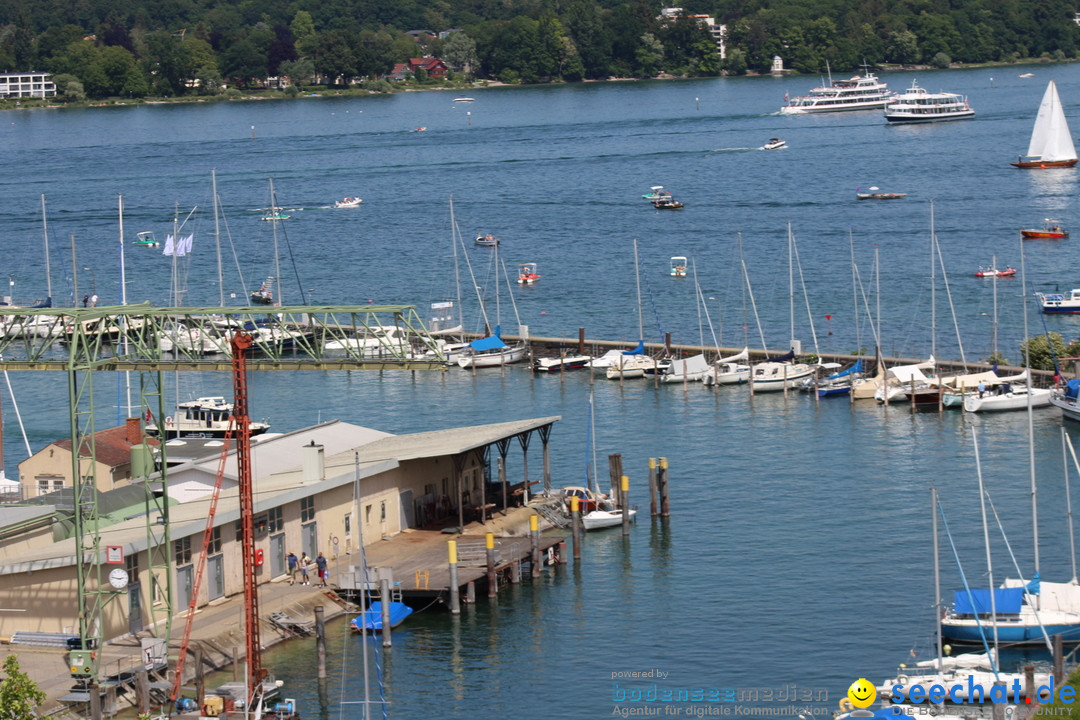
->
0, 72, 56, 99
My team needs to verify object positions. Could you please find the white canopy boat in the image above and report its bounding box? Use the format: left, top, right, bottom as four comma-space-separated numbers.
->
703, 348, 750, 386
874, 357, 936, 403
964, 385, 1052, 412
660, 353, 710, 383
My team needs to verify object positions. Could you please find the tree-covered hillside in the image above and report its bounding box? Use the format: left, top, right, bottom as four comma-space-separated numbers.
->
0, 0, 1075, 100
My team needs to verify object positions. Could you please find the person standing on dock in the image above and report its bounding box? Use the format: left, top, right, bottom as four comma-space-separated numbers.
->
300, 553, 311, 585
315, 552, 328, 587
287, 551, 298, 585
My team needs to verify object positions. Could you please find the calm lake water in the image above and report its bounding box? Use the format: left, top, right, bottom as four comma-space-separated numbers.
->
6, 65, 1080, 719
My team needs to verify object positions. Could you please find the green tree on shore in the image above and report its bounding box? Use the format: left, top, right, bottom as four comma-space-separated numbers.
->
0, 655, 46, 720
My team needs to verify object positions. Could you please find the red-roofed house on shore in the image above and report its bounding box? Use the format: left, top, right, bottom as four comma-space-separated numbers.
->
17, 418, 160, 499
409, 57, 449, 79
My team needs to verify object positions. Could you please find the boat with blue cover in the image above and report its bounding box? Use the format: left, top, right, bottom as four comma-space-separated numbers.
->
939, 576, 1080, 644
350, 601, 413, 633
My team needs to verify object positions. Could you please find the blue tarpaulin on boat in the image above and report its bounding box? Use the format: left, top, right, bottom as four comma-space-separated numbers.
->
765, 350, 795, 363
350, 601, 414, 632
953, 587, 1024, 615
1027, 572, 1040, 595
1066, 380, 1080, 400
622, 341, 646, 356
470, 335, 507, 351
827, 359, 863, 380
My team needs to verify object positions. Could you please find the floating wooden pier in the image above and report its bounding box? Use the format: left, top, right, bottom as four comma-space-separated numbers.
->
339, 529, 564, 603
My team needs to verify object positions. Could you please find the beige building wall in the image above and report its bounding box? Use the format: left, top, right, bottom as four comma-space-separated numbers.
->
17, 446, 128, 499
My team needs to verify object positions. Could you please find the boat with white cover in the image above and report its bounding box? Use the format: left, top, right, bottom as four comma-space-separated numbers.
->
884, 81, 974, 123
703, 348, 750, 386
780, 66, 893, 114
963, 385, 1052, 413
659, 353, 710, 383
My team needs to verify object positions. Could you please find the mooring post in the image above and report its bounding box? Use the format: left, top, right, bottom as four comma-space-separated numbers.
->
232, 646, 239, 681
510, 561, 520, 583
621, 474, 630, 536
314, 606, 327, 680
193, 645, 204, 708
910, 377, 916, 414
1024, 665, 1035, 702
571, 495, 582, 561
530, 515, 541, 578
578, 327, 586, 354
486, 531, 497, 597
1054, 634, 1064, 686
379, 576, 392, 647
648, 457, 658, 517
499, 456, 507, 515
558, 541, 567, 564
89, 684, 101, 720
448, 540, 461, 614
466, 580, 476, 603
135, 669, 150, 714
608, 453, 623, 501
659, 457, 670, 517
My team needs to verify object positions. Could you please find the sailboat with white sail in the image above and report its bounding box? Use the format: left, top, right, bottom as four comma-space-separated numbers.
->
579, 389, 637, 531
606, 238, 665, 379
1011, 80, 1078, 168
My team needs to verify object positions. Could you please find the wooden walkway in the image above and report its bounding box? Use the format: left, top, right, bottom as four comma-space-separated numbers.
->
359, 530, 564, 600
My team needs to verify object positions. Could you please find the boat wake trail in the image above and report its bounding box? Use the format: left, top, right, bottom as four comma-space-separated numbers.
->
709, 147, 758, 152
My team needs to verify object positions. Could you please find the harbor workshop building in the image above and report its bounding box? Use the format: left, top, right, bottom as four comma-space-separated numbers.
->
0, 416, 558, 641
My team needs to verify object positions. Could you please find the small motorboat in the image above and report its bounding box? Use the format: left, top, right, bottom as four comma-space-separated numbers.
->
413, 126, 427, 132
652, 198, 684, 210
516, 262, 541, 284
133, 231, 159, 247
974, 266, 1017, 278
475, 233, 500, 246
453, 97, 474, 102
642, 186, 671, 200
534, 354, 593, 372
350, 601, 413, 633
334, 196, 362, 208
670, 256, 687, 277
1021, 220, 1068, 239
761, 138, 786, 150
261, 209, 290, 221
856, 186, 906, 200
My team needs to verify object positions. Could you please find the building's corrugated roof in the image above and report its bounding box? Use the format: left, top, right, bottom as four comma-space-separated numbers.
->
53, 424, 158, 469
0, 506, 56, 526
352, 417, 560, 464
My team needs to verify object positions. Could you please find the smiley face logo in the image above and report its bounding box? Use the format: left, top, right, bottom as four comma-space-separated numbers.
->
847, 678, 877, 709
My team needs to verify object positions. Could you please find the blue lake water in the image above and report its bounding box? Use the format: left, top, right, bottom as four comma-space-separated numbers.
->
6, 65, 1080, 718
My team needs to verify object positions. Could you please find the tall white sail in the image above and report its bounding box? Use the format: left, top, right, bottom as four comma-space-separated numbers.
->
1027, 80, 1077, 162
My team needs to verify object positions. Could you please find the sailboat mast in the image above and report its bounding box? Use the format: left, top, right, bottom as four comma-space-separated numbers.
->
118, 194, 131, 423
172, 204, 180, 306
930, 200, 937, 359
213, 170, 224, 307
633, 238, 644, 341
974, 430, 1001, 653
1063, 430, 1079, 583
269, 179, 283, 306
40, 194, 52, 303
931, 487, 943, 674
1020, 236, 1039, 578
991, 254, 998, 360
788, 223, 795, 350
850, 227, 859, 354
449, 198, 464, 331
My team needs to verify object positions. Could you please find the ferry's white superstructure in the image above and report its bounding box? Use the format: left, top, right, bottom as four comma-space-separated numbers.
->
884, 81, 974, 123
780, 70, 893, 114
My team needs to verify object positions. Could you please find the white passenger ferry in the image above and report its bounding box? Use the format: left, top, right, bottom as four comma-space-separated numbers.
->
884, 81, 974, 123
780, 66, 893, 114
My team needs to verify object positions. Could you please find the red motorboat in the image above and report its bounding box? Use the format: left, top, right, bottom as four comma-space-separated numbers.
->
1021, 221, 1068, 239
974, 266, 1017, 278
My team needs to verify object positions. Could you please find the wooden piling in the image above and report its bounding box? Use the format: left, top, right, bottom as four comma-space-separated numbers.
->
135, 669, 150, 714
578, 327, 585, 354
498, 457, 507, 516
558, 541, 567, 564
530, 515, 540, 578
659, 457, 670, 517
193, 645, 204, 707
648, 457, 658, 517
448, 540, 461, 614
466, 580, 476, 603
314, 606, 327, 680
510, 561, 521, 583
89, 684, 101, 720
232, 646, 239, 681
1054, 634, 1064, 686
570, 495, 582, 560
486, 532, 497, 597
608, 453, 623, 501
621, 475, 630, 536
1024, 665, 1034, 701
379, 577, 392, 647
910, 377, 916, 414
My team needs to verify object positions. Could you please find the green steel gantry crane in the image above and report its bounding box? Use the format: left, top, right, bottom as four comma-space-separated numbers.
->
0, 303, 444, 685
